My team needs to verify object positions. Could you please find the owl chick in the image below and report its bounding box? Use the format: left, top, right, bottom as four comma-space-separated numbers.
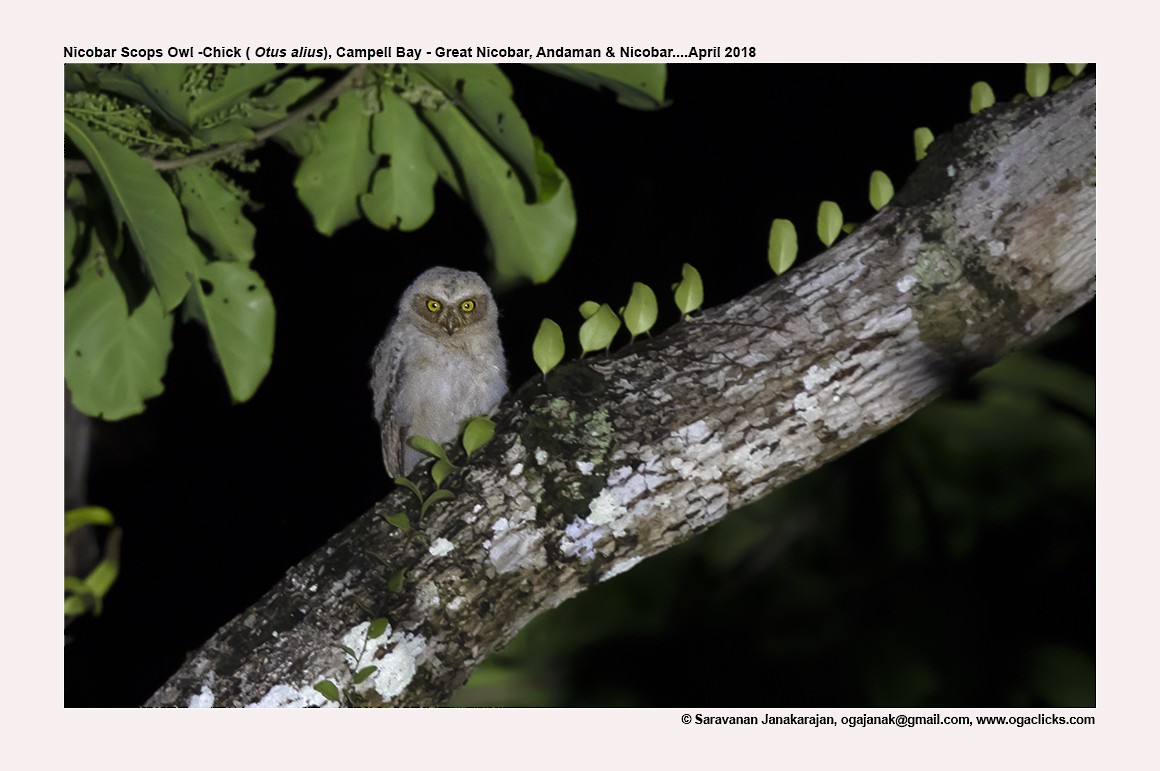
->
370, 267, 508, 477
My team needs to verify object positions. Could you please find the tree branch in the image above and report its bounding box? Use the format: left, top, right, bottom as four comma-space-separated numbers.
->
63, 64, 370, 174
145, 77, 1095, 708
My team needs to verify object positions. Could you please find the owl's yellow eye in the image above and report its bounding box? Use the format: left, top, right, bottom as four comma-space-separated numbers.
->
461, 299, 476, 313
426, 299, 441, 313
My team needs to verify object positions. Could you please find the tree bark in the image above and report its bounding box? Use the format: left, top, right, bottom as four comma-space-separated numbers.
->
146, 77, 1095, 708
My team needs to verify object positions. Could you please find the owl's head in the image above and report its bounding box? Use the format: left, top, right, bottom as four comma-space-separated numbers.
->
402, 267, 497, 337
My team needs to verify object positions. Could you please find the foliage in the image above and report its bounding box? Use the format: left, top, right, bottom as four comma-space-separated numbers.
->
1025, 63, 1051, 98
65, 507, 121, 619
970, 81, 995, 114
578, 303, 622, 355
532, 318, 565, 378
64, 63, 667, 421
672, 263, 704, 318
816, 200, 843, 247
621, 282, 658, 341
868, 170, 894, 211
913, 127, 935, 161
767, 218, 798, 275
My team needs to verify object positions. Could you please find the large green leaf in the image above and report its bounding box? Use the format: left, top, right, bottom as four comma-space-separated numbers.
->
360, 87, 438, 231
421, 103, 575, 283
184, 259, 275, 403
65, 256, 174, 419
413, 64, 540, 201
64, 115, 198, 311
531, 64, 669, 110
293, 90, 378, 235
174, 166, 256, 263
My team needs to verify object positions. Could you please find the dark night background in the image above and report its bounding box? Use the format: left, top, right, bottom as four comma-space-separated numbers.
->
64, 64, 1095, 707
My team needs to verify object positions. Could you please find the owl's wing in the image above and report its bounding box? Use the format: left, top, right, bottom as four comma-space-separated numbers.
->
381, 415, 406, 479
371, 331, 408, 478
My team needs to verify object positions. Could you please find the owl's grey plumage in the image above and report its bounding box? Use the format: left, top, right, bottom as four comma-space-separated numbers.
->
370, 267, 508, 477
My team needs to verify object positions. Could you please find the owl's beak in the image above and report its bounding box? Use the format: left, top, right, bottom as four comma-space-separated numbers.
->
443, 315, 460, 335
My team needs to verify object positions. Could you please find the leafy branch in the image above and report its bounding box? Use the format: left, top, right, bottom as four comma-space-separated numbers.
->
64, 64, 371, 174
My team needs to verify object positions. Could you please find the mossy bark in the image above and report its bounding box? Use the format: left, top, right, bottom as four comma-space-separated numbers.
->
146, 77, 1095, 708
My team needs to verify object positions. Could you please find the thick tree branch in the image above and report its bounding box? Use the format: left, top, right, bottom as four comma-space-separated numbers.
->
146, 78, 1095, 708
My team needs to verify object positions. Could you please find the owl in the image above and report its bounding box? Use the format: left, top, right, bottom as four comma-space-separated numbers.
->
370, 267, 508, 477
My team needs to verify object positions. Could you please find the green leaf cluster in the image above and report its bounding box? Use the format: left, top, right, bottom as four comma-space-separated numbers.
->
64, 63, 667, 421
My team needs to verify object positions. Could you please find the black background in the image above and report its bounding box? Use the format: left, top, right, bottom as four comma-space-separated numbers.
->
64, 64, 1094, 707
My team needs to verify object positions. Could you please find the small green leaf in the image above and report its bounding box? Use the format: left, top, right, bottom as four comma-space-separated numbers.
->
383, 511, 411, 533
817, 201, 843, 247
353, 666, 378, 685
387, 569, 407, 594
532, 318, 565, 378
431, 458, 453, 487
338, 645, 359, 659
869, 170, 894, 212
368, 617, 390, 639
578, 303, 621, 354
622, 282, 658, 339
393, 475, 423, 502
767, 219, 798, 275
673, 263, 704, 317
841, 222, 859, 235
65, 506, 115, 537
313, 681, 341, 702
970, 82, 995, 114
913, 127, 935, 161
409, 435, 447, 461
1065, 63, 1087, 77
421, 488, 455, 517
463, 416, 496, 456
1051, 75, 1074, 93
578, 300, 601, 319
1026, 64, 1050, 98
